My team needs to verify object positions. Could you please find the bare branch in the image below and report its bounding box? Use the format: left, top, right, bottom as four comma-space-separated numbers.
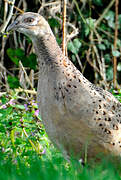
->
0, 0, 16, 33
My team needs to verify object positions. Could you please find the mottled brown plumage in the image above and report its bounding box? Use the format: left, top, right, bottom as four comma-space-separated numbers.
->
7, 12, 121, 160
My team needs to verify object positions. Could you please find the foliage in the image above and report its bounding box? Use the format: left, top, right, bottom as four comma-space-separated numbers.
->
111, 89, 121, 102
7, 75, 20, 89
7, 48, 37, 70
0, 153, 121, 180
68, 38, 82, 55
0, 92, 50, 162
0, 91, 121, 179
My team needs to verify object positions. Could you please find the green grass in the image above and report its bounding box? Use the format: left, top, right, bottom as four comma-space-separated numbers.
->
0, 90, 121, 179
0, 152, 121, 180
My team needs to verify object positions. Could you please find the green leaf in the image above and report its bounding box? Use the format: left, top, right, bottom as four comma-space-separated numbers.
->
12, 104, 25, 109
48, 18, 60, 28
86, 18, 95, 28
1, 96, 8, 104
0, 107, 13, 118
0, 113, 3, 118
7, 48, 19, 65
104, 11, 114, 21
106, 66, 113, 81
68, 41, 76, 54
85, 27, 90, 36
15, 48, 25, 57
93, 0, 103, 6
104, 54, 111, 63
68, 38, 81, 54
104, 11, 115, 29
7, 48, 25, 66
85, 18, 96, 36
72, 54, 76, 62
7, 75, 20, 89
112, 50, 121, 57
117, 39, 121, 48
104, 39, 110, 49
117, 62, 121, 71
107, 21, 115, 29
73, 38, 82, 49
26, 53, 37, 70
98, 43, 106, 50
0, 124, 5, 132
7, 48, 37, 70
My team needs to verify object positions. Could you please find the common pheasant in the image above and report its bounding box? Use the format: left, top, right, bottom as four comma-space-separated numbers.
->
7, 12, 121, 160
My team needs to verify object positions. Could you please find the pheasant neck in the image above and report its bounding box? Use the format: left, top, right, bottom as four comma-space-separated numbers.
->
33, 33, 63, 66
33, 32, 92, 91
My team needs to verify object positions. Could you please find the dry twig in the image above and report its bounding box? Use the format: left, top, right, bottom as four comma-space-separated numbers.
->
0, 0, 16, 33
62, 0, 67, 55
113, 0, 119, 88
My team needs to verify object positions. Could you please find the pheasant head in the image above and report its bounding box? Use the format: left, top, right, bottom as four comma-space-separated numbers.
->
7, 12, 53, 39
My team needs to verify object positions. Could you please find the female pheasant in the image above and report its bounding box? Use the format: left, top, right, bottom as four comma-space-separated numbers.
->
7, 12, 121, 160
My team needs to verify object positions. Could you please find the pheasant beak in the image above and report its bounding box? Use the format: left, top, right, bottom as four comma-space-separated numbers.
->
7, 20, 19, 32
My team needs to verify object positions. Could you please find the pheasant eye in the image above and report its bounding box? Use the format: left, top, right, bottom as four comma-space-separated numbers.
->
24, 17, 34, 23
